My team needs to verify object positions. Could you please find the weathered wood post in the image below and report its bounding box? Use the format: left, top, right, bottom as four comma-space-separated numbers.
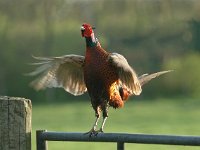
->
0, 96, 32, 150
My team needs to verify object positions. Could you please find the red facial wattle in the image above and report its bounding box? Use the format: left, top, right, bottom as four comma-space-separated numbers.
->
81, 23, 94, 37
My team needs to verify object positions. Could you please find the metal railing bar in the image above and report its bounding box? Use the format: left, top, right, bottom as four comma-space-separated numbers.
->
36, 130, 48, 150
37, 130, 200, 146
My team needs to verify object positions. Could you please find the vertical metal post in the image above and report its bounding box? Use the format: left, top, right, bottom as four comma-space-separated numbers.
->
117, 142, 124, 150
36, 130, 48, 150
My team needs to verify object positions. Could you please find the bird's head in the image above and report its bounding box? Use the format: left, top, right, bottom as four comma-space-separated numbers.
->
81, 23, 95, 37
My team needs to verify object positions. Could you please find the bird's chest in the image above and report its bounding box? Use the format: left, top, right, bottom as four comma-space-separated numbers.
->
84, 47, 118, 95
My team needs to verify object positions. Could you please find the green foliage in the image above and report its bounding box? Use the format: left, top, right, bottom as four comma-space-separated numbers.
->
163, 53, 200, 98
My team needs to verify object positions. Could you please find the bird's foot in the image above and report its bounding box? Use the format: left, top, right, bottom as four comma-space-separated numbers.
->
84, 128, 104, 137
96, 128, 104, 133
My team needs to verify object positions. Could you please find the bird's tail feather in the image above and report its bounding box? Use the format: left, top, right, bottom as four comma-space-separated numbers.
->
138, 70, 173, 86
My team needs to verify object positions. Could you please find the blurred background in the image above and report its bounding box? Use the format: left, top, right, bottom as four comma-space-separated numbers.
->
0, 0, 200, 101
1, 0, 200, 149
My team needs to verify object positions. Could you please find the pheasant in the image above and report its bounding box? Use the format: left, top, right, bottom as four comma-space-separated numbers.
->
28, 23, 172, 136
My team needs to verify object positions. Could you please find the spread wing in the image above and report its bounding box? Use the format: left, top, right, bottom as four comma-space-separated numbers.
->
27, 55, 87, 96
108, 53, 142, 95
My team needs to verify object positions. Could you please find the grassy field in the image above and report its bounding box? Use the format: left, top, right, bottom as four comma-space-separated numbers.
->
32, 98, 200, 150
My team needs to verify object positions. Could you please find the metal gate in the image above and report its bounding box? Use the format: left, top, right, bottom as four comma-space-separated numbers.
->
36, 130, 200, 150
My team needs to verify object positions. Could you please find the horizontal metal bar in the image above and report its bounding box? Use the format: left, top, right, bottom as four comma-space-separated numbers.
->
37, 130, 200, 146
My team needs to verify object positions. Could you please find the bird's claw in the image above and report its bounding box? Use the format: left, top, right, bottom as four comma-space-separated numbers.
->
84, 128, 104, 137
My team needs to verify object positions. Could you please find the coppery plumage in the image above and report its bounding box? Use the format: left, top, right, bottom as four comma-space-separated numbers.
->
28, 23, 172, 136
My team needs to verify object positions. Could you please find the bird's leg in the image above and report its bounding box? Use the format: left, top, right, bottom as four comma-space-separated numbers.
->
98, 105, 109, 133
99, 116, 108, 133
91, 115, 100, 131
84, 116, 100, 136
84, 107, 101, 136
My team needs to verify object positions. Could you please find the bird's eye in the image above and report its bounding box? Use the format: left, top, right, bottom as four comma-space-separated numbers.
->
81, 26, 85, 31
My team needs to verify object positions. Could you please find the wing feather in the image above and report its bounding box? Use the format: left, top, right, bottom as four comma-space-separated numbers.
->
108, 53, 142, 95
27, 54, 87, 96
139, 70, 173, 86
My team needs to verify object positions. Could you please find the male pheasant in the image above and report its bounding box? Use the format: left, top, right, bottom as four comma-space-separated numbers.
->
28, 23, 172, 136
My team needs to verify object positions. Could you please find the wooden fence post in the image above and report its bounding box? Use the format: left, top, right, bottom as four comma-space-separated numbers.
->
0, 96, 32, 150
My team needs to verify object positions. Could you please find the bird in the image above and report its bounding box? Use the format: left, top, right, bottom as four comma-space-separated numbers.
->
28, 23, 172, 136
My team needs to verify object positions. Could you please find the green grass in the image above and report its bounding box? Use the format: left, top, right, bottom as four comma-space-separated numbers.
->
32, 98, 200, 150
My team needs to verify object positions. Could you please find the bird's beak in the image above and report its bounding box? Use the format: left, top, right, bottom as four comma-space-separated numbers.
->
81, 26, 85, 37
81, 26, 85, 31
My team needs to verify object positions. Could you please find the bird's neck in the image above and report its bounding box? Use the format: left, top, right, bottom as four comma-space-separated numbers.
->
85, 33, 97, 47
